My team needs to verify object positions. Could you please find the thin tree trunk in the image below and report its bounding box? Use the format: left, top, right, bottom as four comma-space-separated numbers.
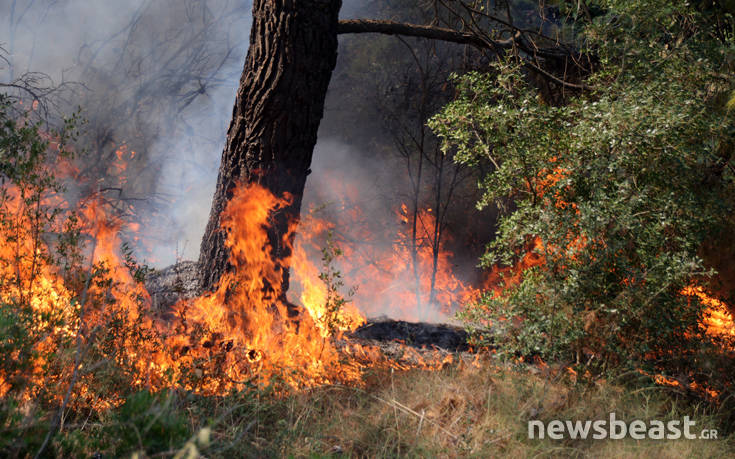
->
411, 140, 424, 320
198, 0, 342, 302
428, 149, 444, 310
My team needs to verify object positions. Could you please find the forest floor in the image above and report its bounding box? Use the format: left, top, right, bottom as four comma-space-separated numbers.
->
208, 361, 734, 458
106, 267, 734, 457
54, 350, 733, 458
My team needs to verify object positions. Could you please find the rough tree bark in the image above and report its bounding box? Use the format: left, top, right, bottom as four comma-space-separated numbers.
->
198, 0, 342, 297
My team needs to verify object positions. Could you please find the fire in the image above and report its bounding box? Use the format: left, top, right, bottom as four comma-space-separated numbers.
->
8, 134, 731, 412
0, 174, 350, 405
478, 237, 545, 297
75, 198, 172, 390
3, 150, 488, 410
290, 213, 365, 337
110, 143, 133, 185
0, 187, 79, 400
164, 184, 364, 390
0, 176, 171, 408
291, 203, 480, 323
682, 286, 735, 343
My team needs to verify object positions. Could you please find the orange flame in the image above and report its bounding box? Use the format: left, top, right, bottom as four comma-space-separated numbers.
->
3, 166, 486, 408
682, 286, 735, 343
163, 184, 364, 391
292, 203, 481, 323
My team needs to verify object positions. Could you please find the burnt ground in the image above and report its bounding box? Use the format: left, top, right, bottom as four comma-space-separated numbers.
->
348, 317, 469, 352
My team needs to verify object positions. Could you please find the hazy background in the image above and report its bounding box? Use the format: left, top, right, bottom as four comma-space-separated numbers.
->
1, 0, 496, 320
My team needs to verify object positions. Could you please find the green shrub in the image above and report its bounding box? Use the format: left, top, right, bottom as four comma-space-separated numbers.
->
430, 1, 735, 376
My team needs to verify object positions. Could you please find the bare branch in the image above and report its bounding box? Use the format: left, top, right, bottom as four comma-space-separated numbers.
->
338, 19, 514, 50
338, 18, 591, 91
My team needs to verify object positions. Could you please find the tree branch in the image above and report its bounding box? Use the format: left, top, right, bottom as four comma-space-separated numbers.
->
338, 19, 514, 50
338, 19, 591, 91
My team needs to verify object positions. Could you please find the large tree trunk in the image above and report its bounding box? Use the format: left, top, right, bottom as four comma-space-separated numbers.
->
199, 3, 587, 300
198, 0, 342, 298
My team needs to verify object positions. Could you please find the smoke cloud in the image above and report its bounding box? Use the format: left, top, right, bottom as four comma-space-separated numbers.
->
1, 0, 492, 322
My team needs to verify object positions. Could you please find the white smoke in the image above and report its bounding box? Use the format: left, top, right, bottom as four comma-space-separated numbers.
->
1, 0, 488, 322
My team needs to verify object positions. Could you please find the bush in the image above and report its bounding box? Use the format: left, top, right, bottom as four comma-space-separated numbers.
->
0, 95, 79, 402
0, 94, 170, 457
430, 1, 735, 376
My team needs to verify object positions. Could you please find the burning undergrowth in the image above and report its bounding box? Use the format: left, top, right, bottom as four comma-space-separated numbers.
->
162, 183, 365, 392
2, 101, 734, 422
148, 181, 488, 392
0, 133, 470, 411
3, 157, 735, 412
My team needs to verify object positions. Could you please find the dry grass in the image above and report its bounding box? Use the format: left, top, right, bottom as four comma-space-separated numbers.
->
42, 357, 733, 458
252, 360, 733, 458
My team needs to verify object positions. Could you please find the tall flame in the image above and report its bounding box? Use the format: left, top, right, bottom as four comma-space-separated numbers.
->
0, 186, 79, 399
682, 286, 735, 343
164, 184, 363, 391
